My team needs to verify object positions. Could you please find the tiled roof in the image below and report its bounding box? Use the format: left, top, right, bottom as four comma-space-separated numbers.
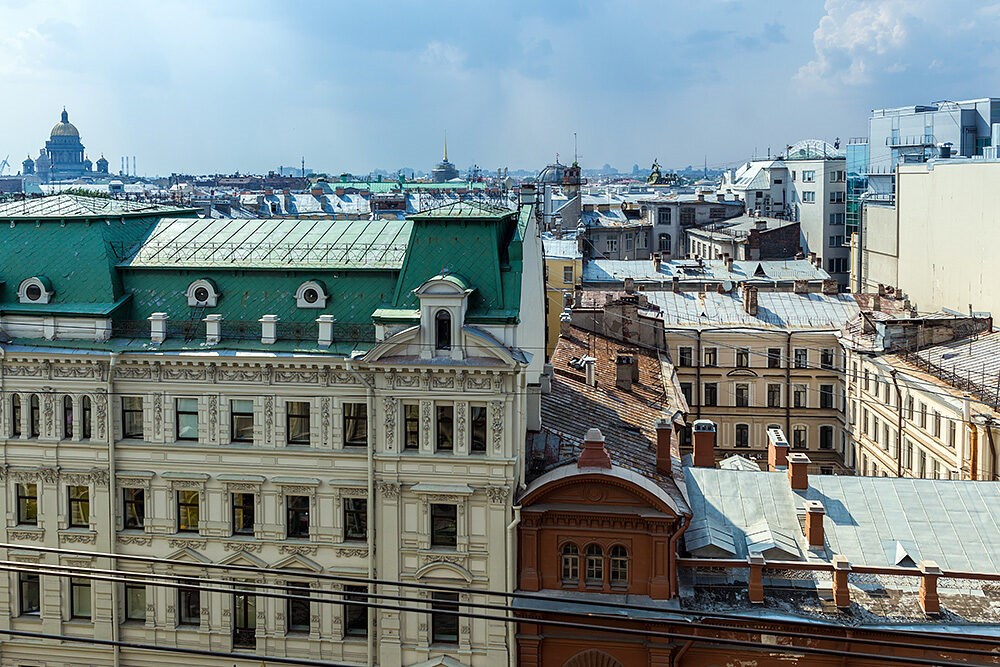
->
0, 194, 194, 219
528, 326, 689, 511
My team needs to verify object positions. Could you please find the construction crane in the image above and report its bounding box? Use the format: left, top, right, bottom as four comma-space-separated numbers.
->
0, 155, 9, 176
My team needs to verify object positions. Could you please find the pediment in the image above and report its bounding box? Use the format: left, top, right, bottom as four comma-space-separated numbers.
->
272, 553, 324, 573
219, 550, 268, 568
165, 547, 212, 564
414, 560, 473, 583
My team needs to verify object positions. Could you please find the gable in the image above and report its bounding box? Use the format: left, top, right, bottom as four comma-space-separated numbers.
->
523, 473, 677, 518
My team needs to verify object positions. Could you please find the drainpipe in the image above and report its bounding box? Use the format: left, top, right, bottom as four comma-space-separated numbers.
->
784, 331, 792, 436
505, 506, 521, 667
890, 370, 904, 477
347, 359, 376, 667
983, 418, 998, 481
694, 330, 702, 421
965, 395, 978, 481
107, 352, 120, 667
667, 515, 689, 598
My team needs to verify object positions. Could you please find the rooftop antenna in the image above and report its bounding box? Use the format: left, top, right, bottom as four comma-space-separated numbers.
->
301, 156, 305, 178
443, 131, 448, 162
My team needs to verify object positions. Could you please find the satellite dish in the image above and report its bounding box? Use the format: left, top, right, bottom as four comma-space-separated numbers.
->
722, 280, 733, 292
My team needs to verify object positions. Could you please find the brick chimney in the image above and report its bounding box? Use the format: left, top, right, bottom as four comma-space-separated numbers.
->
822, 279, 840, 295
697, 193, 705, 202
788, 452, 811, 490
767, 427, 789, 470
832, 556, 852, 609
655, 418, 673, 475
651, 252, 661, 271
793, 280, 809, 294
692, 419, 717, 467
717, 193, 725, 202
578, 427, 612, 469
724, 255, 734, 273
615, 351, 638, 391
755, 219, 767, 231
624, 277, 635, 294
743, 285, 759, 316
671, 276, 680, 293
918, 560, 942, 616
804, 500, 825, 549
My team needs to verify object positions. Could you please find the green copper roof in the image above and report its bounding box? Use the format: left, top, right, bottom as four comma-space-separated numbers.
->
122, 217, 412, 270
0, 194, 197, 219
408, 201, 513, 220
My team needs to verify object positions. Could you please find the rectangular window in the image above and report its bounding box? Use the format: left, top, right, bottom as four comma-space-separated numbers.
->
82, 397, 92, 439
862, 407, 870, 436
830, 212, 845, 225
906, 395, 914, 420
735, 424, 749, 448
470, 405, 487, 453
933, 411, 942, 438
404, 404, 420, 449
343, 498, 367, 541
767, 384, 782, 408
820, 385, 834, 409
175, 398, 199, 441
125, 583, 146, 621
286, 495, 310, 539
19, 573, 39, 615
793, 385, 807, 408
792, 426, 807, 449
680, 382, 693, 405
948, 420, 957, 447
605, 238, 617, 253
919, 403, 927, 428
436, 405, 454, 451
767, 348, 781, 368
344, 585, 368, 637
793, 349, 808, 368
123, 488, 145, 530
68, 485, 89, 528
121, 396, 143, 439
677, 346, 693, 367
919, 450, 927, 478
703, 383, 718, 407
932, 459, 940, 479
735, 347, 750, 368
830, 191, 845, 204
829, 257, 849, 273
177, 490, 200, 533
232, 492, 255, 536
562, 266, 574, 284
802, 191, 816, 203
343, 403, 368, 447
703, 347, 718, 367
16, 482, 37, 525
286, 401, 311, 445
905, 439, 914, 469
820, 426, 834, 449
657, 208, 671, 226
30, 396, 39, 438
735, 383, 749, 407
829, 235, 845, 247
178, 580, 200, 625
230, 399, 254, 443
802, 170, 815, 183
863, 368, 870, 391
70, 578, 91, 619
821, 349, 835, 370
430, 504, 457, 548
286, 583, 311, 633
431, 592, 460, 645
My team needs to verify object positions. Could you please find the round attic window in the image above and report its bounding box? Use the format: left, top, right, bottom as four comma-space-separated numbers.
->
302, 287, 320, 304
24, 284, 42, 301
193, 286, 210, 302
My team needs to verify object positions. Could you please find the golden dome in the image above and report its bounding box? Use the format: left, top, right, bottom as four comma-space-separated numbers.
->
50, 109, 80, 138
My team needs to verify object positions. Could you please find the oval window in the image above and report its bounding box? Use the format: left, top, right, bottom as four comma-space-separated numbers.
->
303, 288, 319, 304
193, 286, 210, 302
25, 284, 42, 301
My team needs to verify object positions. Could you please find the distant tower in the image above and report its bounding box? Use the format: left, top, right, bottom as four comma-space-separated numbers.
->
22, 155, 34, 175
431, 131, 459, 183
133, 156, 136, 177
96, 154, 109, 175
301, 156, 305, 178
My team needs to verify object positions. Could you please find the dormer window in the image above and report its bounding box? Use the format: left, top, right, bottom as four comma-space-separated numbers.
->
185, 279, 219, 307
435, 310, 451, 350
294, 281, 328, 309
18, 277, 53, 304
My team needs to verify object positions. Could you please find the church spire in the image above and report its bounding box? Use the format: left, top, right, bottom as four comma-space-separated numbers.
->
443, 131, 448, 162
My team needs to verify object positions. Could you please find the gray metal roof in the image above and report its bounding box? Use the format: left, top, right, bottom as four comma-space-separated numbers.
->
541, 232, 582, 260
0, 194, 192, 219
645, 290, 859, 330
684, 467, 1000, 572
907, 330, 1000, 401
583, 258, 830, 285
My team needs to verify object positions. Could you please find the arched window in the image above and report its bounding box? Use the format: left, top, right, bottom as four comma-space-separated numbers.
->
11, 395, 21, 437
584, 544, 603, 585
63, 396, 74, 439
29, 395, 40, 438
792, 425, 808, 449
658, 233, 672, 254
561, 543, 579, 583
81, 396, 92, 440
434, 310, 451, 351
609, 545, 628, 587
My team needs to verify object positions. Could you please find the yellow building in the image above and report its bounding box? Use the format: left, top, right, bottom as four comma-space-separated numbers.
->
542, 233, 582, 358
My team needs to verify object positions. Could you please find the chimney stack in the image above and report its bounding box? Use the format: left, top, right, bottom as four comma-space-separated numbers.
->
793, 280, 809, 294
624, 277, 635, 294
583, 357, 596, 387
578, 427, 612, 469
317, 314, 335, 347
767, 427, 789, 470
804, 500, 825, 549
822, 279, 839, 295
615, 351, 638, 391
743, 285, 759, 316
697, 193, 705, 202
148, 312, 168, 344
259, 314, 279, 345
671, 276, 680, 293
788, 452, 811, 490
717, 193, 725, 202
918, 560, 942, 616
655, 418, 673, 475
651, 252, 661, 272
204, 314, 222, 345
755, 218, 767, 231
519, 183, 537, 206
725, 255, 734, 273
807, 251, 816, 265
692, 419, 717, 467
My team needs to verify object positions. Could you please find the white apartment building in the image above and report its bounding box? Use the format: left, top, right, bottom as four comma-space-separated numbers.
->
0, 195, 545, 666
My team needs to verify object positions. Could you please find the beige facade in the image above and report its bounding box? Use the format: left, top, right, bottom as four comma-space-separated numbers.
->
856, 160, 1000, 315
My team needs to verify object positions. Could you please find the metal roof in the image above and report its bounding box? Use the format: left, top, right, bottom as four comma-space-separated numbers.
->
122, 217, 412, 269
906, 330, 1000, 400
541, 232, 582, 260
583, 258, 830, 285
0, 194, 194, 219
644, 291, 859, 330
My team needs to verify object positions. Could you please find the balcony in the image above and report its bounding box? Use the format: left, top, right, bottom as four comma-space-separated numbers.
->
886, 134, 935, 148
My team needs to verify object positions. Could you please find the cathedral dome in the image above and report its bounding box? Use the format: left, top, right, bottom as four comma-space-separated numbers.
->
50, 109, 80, 138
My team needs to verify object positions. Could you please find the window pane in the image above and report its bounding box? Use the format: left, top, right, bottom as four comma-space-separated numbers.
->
344, 585, 368, 637
177, 490, 200, 532
430, 504, 457, 548
286, 401, 310, 445
231, 399, 254, 442
19, 574, 39, 615
431, 592, 459, 644
343, 498, 367, 541
436, 406, 454, 451
232, 493, 255, 535
71, 579, 91, 618
125, 584, 146, 621
404, 404, 420, 449
343, 403, 368, 447
287, 495, 310, 538
470, 405, 487, 452
17, 483, 37, 525
123, 488, 145, 529
179, 581, 200, 624
287, 584, 311, 632
69, 485, 89, 527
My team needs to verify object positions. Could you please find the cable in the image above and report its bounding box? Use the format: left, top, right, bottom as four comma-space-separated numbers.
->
0, 559, 993, 666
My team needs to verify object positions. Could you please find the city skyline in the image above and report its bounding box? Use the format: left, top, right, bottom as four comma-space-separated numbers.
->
2, 1, 1000, 175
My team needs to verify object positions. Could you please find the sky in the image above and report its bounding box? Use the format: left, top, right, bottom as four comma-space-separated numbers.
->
2, 0, 1000, 176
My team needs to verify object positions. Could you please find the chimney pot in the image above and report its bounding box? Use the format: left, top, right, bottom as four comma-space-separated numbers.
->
805, 500, 825, 549
918, 560, 942, 615
615, 351, 638, 391
744, 285, 759, 316
832, 555, 852, 608
671, 276, 680, 293
583, 357, 596, 387
697, 193, 705, 202
148, 312, 168, 344
655, 418, 673, 475
717, 193, 725, 202
259, 314, 279, 345
316, 314, 336, 347
822, 279, 840, 295
692, 419, 717, 467
578, 427, 612, 469
788, 452, 811, 490
793, 280, 809, 294
203, 313, 222, 345
624, 277, 635, 294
